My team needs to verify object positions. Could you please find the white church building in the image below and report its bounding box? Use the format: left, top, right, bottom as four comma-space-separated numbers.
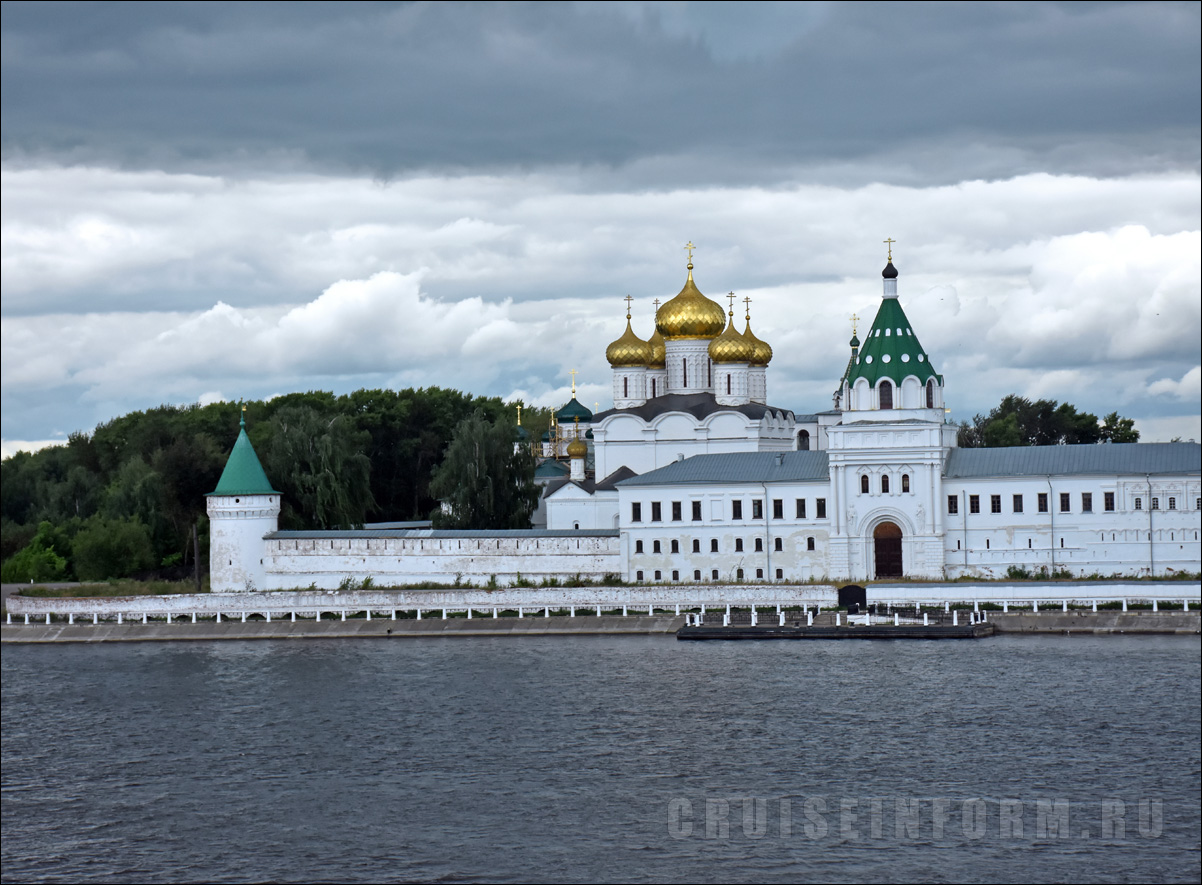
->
207, 251, 1201, 591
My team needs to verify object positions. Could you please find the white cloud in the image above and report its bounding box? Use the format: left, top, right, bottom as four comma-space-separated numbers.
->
1148, 366, 1202, 402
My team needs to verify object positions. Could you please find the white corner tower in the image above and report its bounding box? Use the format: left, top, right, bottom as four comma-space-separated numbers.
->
206, 408, 280, 592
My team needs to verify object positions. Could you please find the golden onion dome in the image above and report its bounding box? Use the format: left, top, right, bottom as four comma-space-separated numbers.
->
605, 315, 653, 368
655, 262, 727, 340
647, 327, 667, 368
708, 312, 755, 363
566, 437, 588, 458
743, 318, 773, 366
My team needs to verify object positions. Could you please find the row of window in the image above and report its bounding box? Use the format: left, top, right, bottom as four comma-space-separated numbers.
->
860, 473, 911, 494
633, 536, 818, 555
953, 529, 1198, 551
630, 498, 828, 523
870, 378, 937, 410
946, 492, 1193, 515
635, 567, 788, 582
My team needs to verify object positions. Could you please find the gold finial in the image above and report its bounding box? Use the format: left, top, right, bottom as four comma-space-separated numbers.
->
516, 404, 522, 426
569, 368, 578, 396
743, 295, 752, 321
623, 294, 633, 319
883, 237, 896, 261
594, 401, 599, 412
684, 241, 695, 267
239, 403, 247, 428
850, 312, 860, 335
727, 292, 736, 316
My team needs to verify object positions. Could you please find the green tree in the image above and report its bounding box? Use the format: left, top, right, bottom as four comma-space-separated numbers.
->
0, 521, 70, 583
429, 410, 539, 529
71, 516, 155, 581
261, 405, 374, 529
957, 395, 1136, 447
1100, 411, 1140, 443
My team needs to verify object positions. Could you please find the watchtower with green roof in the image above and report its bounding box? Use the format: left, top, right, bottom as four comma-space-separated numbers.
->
840, 255, 945, 420
206, 408, 280, 592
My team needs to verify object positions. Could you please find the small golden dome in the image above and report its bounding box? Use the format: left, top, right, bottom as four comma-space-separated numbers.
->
605, 316, 652, 368
566, 437, 588, 458
709, 312, 755, 363
647, 327, 667, 368
655, 263, 727, 341
743, 319, 773, 366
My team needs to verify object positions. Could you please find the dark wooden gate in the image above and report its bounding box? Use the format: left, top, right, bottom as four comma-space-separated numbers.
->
873, 522, 903, 577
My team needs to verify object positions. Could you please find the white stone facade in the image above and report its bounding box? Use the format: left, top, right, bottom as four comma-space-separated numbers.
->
206, 493, 281, 592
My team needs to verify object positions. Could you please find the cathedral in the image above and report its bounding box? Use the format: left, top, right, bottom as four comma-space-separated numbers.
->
206, 248, 1201, 591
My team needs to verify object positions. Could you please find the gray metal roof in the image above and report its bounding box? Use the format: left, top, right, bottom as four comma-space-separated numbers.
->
617, 451, 830, 487
594, 392, 793, 423
944, 443, 1201, 479
267, 528, 619, 540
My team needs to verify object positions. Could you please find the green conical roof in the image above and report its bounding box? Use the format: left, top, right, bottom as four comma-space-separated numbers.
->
846, 296, 940, 387
209, 414, 276, 496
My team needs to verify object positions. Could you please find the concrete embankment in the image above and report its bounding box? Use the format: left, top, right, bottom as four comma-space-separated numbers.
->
1, 614, 685, 644
987, 610, 1199, 634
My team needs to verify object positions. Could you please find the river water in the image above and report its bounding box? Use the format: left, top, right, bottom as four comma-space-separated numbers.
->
2, 635, 1199, 883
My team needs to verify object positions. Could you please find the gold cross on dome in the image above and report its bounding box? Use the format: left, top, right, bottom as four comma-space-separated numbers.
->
743, 295, 753, 321
516, 404, 522, 425
623, 294, 633, 317
684, 241, 695, 263
653, 298, 661, 316
850, 312, 860, 335
727, 292, 736, 313
883, 237, 896, 261
569, 368, 578, 395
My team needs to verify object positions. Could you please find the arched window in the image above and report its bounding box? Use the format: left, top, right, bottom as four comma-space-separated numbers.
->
880, 380, 893, 410
881, 475, 890, 494
710, 538, 718, 552
623, 377, 628, 398
902, 474, 910, 493
774, 537, 783, 552
861, 474, 870, 494
708, 359, 712, 388
755, 537, 764, 552
806, 537, 815, 551
653, 540, 661, 553
651, 378, 656, 397
727, 374, 732, 395
682, 359, 688, 387
670, 540, 679, 553
798, 429, 810, 451
926, 378, 935, 408
692, 539, 700, 553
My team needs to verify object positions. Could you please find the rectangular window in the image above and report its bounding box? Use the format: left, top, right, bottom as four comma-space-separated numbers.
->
1168, 497, 1176, 510
671, 501, 682, 521
990, 494, 1001, 513
752, 499, 763, 520
773, 499, 783, 520
1082, 493, 1093, 513
796, 498, 806, 519
806, 537, 815, 551
969, 495, 980, 514
1135, 497, 1142, 511
635, 540, 643, 554
1013, 494, 1023, 513
1151, 497, 1159, 510
947, 495, 959, 515
631, 502, 642, 523
651, 502, 662, 522
1059, 492, 1070, 513
732, 500, 743, 520
1104, 492, 1115, 512
691, 501, 702, 521
1038, 493, 1048, 513
816, 498, 826, 519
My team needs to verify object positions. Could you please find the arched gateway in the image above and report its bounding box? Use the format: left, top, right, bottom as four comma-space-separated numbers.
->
873, 521, 903, 578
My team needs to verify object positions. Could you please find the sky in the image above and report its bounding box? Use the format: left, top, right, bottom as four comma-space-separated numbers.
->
2, 1, 1199, 457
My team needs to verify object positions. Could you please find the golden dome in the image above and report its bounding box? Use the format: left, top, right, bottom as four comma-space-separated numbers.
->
647, 327, 666, 368
566, 437, 588, 458
605, 315, 652, 368
743, 318, 773, 366
708, 312, 755, 363
655, 263, 727, 340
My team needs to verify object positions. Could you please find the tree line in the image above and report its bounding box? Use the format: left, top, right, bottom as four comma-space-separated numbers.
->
956, 395, 1139, 448
1, 388, 551, 583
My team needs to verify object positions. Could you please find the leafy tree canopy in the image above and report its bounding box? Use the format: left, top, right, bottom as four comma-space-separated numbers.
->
957, 395, 1140, 448
429, 410, 539, 530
